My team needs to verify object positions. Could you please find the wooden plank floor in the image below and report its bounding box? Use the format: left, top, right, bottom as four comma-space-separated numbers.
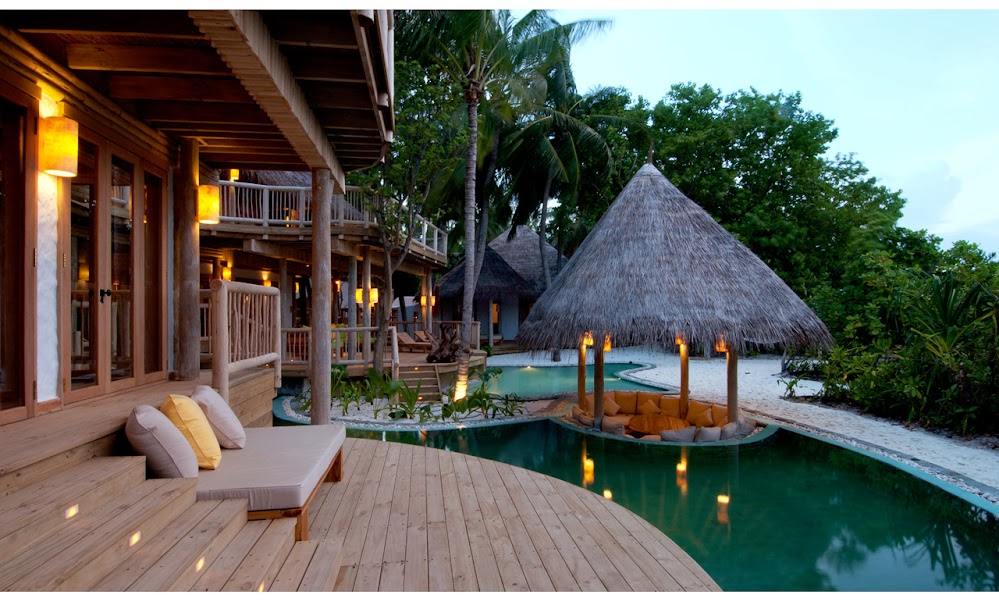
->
306, 438, 720, 592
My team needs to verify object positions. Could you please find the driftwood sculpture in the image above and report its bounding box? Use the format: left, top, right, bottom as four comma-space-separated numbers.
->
425, 324, 460, 363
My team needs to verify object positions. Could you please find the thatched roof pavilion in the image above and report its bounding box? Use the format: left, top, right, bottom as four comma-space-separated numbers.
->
516, 162, 833, 425
488, 225, 564, 296
436, 246, 535, 300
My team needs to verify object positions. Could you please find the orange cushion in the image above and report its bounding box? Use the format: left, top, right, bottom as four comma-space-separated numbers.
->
602, 395, 620, 416
636, 391, 661, 411
711, 404, 729, 426
638, 399, 660, 415
614, 390, 638, 414
686, 399, 714, 428
659, 395, 682, 418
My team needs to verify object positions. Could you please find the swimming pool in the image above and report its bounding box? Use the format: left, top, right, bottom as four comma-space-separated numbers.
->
485, 362, 669, 398
348, 420, 999, 591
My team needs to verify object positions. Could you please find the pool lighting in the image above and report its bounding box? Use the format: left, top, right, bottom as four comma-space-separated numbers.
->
129, 531, 141, 547
717, 494, 730, 525
65, 504, 79, 519
676, 462, 687, 473
717, 494, 730, 505
603, 489, 613, 500
456, 423, 466, 430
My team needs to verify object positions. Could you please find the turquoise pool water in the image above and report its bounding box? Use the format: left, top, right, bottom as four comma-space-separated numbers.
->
348, 420, 999, 591
486, 362, 670, 398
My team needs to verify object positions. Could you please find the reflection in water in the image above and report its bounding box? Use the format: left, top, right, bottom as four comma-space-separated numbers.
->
349, 421, 999, 591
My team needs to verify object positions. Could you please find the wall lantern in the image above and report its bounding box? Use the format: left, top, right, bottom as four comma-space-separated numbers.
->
420, 295, 436, 307
355, 288, 378, 306
197, 185, 220, 224
229, 168, 240, 181
582, 331, 594, 347
40, 116, 79, 177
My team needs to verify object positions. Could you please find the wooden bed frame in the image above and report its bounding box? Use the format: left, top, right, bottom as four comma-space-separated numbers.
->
245, 448, 343, 541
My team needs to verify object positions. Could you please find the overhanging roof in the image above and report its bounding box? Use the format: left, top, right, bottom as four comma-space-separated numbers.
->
1, 9, 393, 186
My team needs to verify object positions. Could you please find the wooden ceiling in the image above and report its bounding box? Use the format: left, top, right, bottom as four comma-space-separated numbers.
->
3, 10, 392, 174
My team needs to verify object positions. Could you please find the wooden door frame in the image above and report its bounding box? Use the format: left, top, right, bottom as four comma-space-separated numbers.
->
136, 163, 169, 385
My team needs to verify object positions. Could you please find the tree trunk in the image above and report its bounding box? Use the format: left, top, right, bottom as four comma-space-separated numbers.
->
472, 133, 499, 288
539, 173, 553, 290
372, 247, 393, 373
455, 97, 478, 400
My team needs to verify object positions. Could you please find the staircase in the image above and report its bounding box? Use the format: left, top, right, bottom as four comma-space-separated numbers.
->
0, 456, 343, 592
397, 365, 442, 402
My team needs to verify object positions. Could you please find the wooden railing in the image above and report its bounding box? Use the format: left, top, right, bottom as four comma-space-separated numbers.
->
198, 290, 212, 360
217, 181, 448, 257
280, 326, 399, 380
432, 321, 481, 350
210, 279, 281, 401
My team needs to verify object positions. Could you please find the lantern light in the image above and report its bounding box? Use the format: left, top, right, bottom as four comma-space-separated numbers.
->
222, 266, 232, 281
229, 168, 240, 181
582, 332, 594, 347
603, 335, 612, 353
603, 489, 613, 500
420, 295, 436, 307
197, 185, 220, 224
714, 335, 728, 353
355, 288, 378, 305
40, 116, 79, 177
675, 336, 684, 346
583, 457, 595, 486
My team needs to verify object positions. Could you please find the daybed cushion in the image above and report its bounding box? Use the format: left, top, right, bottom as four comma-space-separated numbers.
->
660, 426, 696, 443
571, 405, 595, 427
614, 390, 638, 414
196, 424, 346, 512
710, 404, 729, 427
161, 394, 222, 469
636, 391, 661, 412
191, 385, 246, 449
602, 414, 632, 430
695, 426, 722, 443
638, 399, 660, 415
659, 395, 683, 419
602, 396, 621, 416
686, 399, 715, 428
600, 418, 626, 436
125, 405, 199, 478
720, 422, 739, 440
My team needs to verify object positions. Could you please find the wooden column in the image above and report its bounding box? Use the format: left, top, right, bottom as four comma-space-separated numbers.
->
727, 348, 739, 424
488, 299, 495, 348
278, 259, 292, 329
679, 342, 689, 413
361, 251, 371, 360
310, 169, 332, 426
176, 138, 200, 380
593, 345, 605, 430
577, 340, 588, 412
347, 255, 357, 360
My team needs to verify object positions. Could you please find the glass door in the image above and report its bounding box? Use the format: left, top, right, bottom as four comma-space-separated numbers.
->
0, 99, 25, 412
69, 139, 99, 392
109, 155, 134, 383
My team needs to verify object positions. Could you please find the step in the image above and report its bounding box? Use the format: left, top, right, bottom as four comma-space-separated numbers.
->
190, 520, 270, 591
271, 539, 344, 592
0, 456, 146, 566
93, 498, 247, 592
221, 518, 297, 592
0, 477, 196, 591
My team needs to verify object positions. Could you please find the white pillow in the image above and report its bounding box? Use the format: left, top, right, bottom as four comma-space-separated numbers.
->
125, 405, 198, 478
191, 385, 246, 449
660, 426, 697, 443
694, 426, 722, 443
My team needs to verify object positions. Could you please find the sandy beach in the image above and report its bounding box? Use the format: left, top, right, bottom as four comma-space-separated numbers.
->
489, 347, 999, 504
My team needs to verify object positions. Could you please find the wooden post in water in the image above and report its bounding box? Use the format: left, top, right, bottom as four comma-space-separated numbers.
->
593, 345, 605, 430
577, 339, 588, 413
176, 138, 200, 380
727, 348, 739, 424
310, 169, 332, 426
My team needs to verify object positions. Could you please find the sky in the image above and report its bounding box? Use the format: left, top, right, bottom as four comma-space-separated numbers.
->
544, 8, 999, 255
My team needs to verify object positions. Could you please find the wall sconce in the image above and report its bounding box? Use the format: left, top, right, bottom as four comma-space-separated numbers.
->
197, 184, 220, 224
355, 288, 378, 305
420, 295, 436, 307
40, 116, 79, 177
222, 266, 232, 280
582, 331, 594, 347
334, 279, 342, 293
229, 168, 240, 181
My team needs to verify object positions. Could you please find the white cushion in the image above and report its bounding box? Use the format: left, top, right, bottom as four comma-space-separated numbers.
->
660, 426, 697, 443
125, 405, 198, 478
191, 385, 246, 449
196, 424, 345, 511
695, 426, 722, 443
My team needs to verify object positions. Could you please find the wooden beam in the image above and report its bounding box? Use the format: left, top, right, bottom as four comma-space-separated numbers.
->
199, 151, 302, 163
202, 160, 309, 171
138, 101, 271, 125
283, 47, 366, 82
109, 75, 251, 103
262, 12, 358, 47
299, 82, 376, 110
190, 10, 345, 191
6, 11, 204, 38
155, 126, 282, 138
201, 139, 296, 151
176, 139, 201, 380
242, 239, 322, 264
66, 45, 228, 75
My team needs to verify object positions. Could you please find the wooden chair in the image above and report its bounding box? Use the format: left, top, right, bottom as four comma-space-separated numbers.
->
397, 331, 431, 352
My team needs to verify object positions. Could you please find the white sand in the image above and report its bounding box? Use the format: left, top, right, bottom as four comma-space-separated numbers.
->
489, 347, 999, 503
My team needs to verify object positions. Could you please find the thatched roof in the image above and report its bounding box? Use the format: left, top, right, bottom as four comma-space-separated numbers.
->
436, 246, 535, 300
489, 225, 565, 296
238, 170, 311, 187
516, 163, 834, 352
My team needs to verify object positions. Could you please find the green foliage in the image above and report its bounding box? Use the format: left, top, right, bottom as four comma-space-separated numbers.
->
337, 381, 364, 417
441, 367, 525, 421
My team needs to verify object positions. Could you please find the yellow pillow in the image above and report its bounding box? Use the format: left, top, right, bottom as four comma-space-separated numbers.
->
686, 399, 714, 428
636, 391, 661, 411
160, 394, 222, 470
614, 390, 638, 414
711, 404, 729, 426
602, 395, 621, 416
638, 399, 660, 415
659, 395, 682, 418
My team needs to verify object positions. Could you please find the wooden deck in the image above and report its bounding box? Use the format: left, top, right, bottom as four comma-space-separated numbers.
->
299, 438, 720, 592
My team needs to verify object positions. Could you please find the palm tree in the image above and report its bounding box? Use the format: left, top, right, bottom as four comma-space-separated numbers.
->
401, 10, 608, 398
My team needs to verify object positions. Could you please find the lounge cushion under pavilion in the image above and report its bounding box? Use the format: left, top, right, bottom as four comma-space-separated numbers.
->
195, 423, 345, 512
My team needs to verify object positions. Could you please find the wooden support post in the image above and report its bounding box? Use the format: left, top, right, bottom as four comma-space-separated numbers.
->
278, 259, 292, 329
680, 342, 689, 414
425, 268, 434, 332
176, 138, 200, 380
488, 299, 495, 348
593, 345, 605, 430
310, 169, 332, 426
347, 255, 357, 360
578, 341, 588, 412
362, 251, 371, 363
727, 348, 739, 424
210, 280, 229, 400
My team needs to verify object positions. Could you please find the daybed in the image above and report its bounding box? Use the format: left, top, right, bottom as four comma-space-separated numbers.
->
571, 389, 740, 442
